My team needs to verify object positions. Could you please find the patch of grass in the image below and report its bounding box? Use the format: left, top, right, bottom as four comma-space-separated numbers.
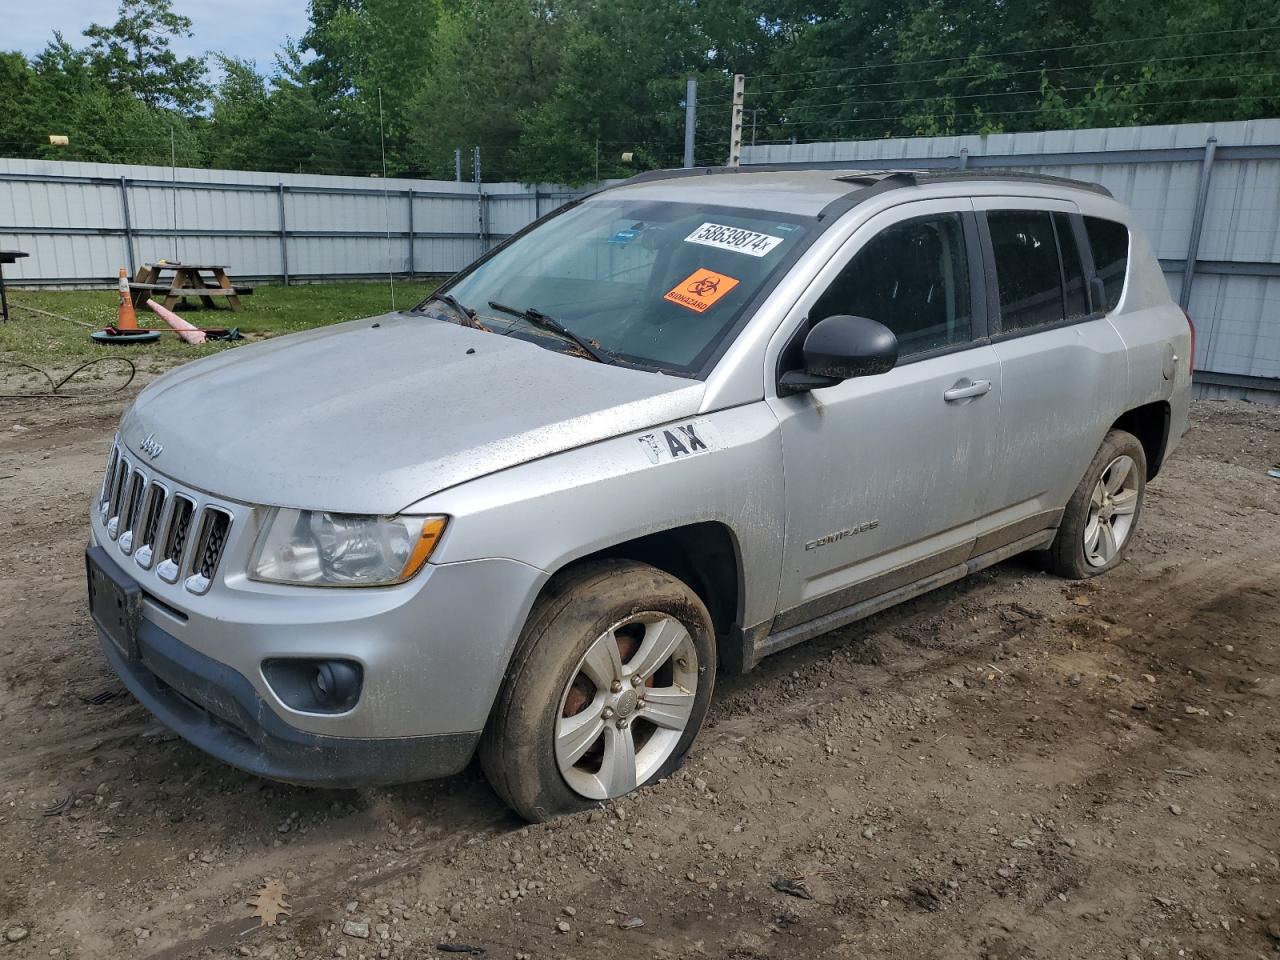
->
0, 279, 444, 379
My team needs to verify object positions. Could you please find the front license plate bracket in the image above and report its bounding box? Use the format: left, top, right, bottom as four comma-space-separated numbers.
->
86, 546, 142, 659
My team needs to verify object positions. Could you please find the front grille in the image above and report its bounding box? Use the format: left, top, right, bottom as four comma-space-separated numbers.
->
97, 440, 238, 595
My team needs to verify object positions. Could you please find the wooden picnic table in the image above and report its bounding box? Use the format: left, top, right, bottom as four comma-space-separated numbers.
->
129, 262, 253, 313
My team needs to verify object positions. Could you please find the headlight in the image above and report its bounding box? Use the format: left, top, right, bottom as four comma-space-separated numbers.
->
250, 509, 448, 587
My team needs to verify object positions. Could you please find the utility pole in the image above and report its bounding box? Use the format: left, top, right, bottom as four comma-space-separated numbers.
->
169, 125, 178, 261
473, 146, 486, 252
727, 74, 745, 168
683, 78, 697, 168
454, 148, 463, 181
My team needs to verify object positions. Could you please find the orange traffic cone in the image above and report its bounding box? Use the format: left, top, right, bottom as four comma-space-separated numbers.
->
116, 267, 139, 330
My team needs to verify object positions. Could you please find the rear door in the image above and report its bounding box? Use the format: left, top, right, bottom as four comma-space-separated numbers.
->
975, 199, 1130, 531
767, 199, 1002, 630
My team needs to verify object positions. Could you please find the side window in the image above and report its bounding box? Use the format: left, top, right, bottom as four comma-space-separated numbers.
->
810, 212, 972, 357
1084, 216, 1130, 312
1054, 213, 1089, 319
987, 210, 1064, 332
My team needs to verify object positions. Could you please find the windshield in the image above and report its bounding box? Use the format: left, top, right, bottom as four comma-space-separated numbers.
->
426, 198, 811, 376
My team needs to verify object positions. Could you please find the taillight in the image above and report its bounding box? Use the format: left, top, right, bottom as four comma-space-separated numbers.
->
1182, 309, 1196, 373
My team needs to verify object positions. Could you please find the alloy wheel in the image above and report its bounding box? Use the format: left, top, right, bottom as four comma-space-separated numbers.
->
1084, 454, 1140, 567
554, 613, 699, 800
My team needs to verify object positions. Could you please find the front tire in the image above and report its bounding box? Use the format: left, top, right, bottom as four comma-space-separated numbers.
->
480, 560, 716, 822
1043, 428, 1147, 579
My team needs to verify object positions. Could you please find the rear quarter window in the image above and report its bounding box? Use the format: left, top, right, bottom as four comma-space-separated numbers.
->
1084, 217, 1130, 312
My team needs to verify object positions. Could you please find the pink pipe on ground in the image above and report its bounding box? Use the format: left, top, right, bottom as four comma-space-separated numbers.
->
145, 298, 206, 344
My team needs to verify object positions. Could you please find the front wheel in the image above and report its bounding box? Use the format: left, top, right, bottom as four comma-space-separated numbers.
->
1043, 428, 1147, 579
480, 560, 715, 822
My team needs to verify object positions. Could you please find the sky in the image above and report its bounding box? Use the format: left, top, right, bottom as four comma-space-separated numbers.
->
2, 0, 310, 73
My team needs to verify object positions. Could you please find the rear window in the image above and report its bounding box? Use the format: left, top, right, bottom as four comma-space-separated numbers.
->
1083, 216, 1129, 312
987, 210, 1064, 332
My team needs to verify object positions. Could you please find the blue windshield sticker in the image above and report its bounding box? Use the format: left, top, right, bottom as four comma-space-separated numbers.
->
609, 229, 639, 245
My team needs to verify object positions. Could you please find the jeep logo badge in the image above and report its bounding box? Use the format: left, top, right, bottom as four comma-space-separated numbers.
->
137, 433, 164, 460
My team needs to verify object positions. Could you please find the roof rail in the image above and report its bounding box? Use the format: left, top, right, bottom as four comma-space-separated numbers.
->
849, 169, 1113, 198
607, 165, 1112, 198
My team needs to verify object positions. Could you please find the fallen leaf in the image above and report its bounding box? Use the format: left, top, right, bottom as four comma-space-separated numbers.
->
771, 876, 814, 900
1070, 595, 1092, 607
248, 879, 291, 927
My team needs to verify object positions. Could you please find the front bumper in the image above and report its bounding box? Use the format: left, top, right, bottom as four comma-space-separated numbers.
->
97, 610, 478, 787
86, 517, 548, 783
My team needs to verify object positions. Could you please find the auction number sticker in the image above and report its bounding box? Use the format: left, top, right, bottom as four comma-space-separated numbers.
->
684, 222, 784, 257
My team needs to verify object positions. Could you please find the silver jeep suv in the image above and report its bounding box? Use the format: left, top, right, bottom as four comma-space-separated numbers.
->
87, 168, 1192, 821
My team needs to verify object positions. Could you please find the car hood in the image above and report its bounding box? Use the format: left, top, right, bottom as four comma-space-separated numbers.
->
120, 312, 705, 513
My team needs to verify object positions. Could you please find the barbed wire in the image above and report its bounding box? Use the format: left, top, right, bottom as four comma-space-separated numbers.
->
762, 93, 1276, 130
763, 70, 1280, 118
712, 47, 1280, 102
744, 25, 1280, 83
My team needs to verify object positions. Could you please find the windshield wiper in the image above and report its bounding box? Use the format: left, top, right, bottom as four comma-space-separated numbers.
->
419, 292, 491, 332
486, 301, 612, 363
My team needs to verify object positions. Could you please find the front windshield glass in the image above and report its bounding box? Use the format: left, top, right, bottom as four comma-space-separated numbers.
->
427, 198, 811, 376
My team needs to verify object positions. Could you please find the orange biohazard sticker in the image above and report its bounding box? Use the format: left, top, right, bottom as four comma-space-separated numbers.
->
664, 268, 740, 313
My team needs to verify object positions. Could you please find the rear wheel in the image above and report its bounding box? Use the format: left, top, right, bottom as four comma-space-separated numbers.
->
1043, 429, 1147, 579
480, 560, 715, 822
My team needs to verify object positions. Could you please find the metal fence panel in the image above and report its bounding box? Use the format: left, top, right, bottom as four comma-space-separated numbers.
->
743, 119, 1280, 401
0, 157, 593, 286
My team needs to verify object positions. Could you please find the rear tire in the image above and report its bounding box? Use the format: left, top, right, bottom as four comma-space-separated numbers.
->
480, 560, 715, 822
1043, 429, 1147, 579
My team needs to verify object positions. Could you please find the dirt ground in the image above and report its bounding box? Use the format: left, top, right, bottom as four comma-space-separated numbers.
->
1, 392, 1278, 960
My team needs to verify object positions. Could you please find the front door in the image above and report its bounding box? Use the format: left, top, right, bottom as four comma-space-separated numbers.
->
767, 200, 1001, 631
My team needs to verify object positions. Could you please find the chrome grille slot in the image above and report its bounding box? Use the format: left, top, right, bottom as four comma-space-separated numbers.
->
156, 495, 195, 584
184, 509, 232, 594
118, 471, 147, 553
133, 483, 167, 569
99, 445, 120, 508
106, 460, 131, 539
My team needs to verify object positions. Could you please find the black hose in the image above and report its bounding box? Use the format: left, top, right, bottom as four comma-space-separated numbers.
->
0, 357, 137, 399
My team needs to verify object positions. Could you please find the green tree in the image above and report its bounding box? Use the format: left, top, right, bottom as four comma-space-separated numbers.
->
0, 53, 41, 155
405, 0, 569, 180
83, 0, 209, 112
303, 0, 442, 172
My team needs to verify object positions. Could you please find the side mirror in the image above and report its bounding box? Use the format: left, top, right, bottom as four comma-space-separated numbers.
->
778, 314, 899, 395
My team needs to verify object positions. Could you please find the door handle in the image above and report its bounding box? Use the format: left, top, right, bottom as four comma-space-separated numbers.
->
943, 378, 992, 402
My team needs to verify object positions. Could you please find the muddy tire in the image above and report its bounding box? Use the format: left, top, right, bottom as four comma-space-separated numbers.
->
1043, 429, 1147, 579
479, 560, 716, 822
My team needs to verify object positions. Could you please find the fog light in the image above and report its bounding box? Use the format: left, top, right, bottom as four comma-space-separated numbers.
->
311, 661, 360, 708
263, 658, 363, 714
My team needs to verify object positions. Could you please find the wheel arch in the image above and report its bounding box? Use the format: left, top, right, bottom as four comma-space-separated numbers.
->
539, 521, 745, 672
1111, 400, 1171, 480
